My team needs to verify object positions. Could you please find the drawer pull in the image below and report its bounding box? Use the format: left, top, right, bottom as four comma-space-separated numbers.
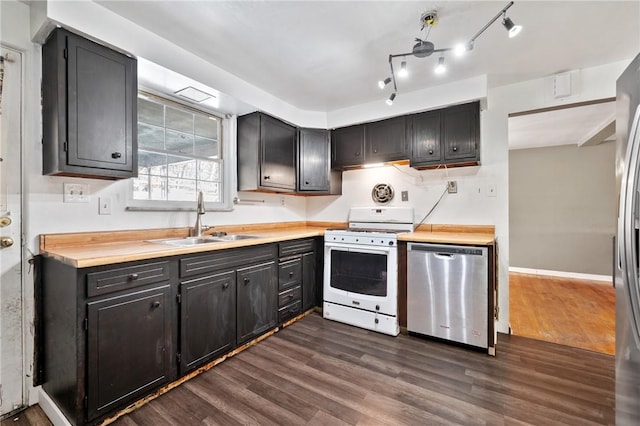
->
288, 271, 294, 278
428, 150, 433, 155
111, 152, 122, 159
286, 293, 294, 299
452, 146, 457, 152
263, 175, 270, 180
244, 278, 250, 285
223, 282, 229, 289
151, 301, 161, 309
129, 273, 139, 280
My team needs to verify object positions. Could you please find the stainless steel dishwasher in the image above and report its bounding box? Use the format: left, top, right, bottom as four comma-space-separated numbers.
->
407, 243, 488, 349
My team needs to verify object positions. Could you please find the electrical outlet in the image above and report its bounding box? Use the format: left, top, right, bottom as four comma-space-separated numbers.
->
447, 181, 457, 194
487, 184, 497, 197
401, 191, 409, 201
98, 197, 112, 215
63, 183, 89, 203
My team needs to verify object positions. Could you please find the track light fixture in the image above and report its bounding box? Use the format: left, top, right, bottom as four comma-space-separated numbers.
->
378, 1, 521, 104
398, 60, 408, 78
434, 56, 446, 75
378, 77, 392, 89
386, 92, 396, 106
502, 16, 522, 38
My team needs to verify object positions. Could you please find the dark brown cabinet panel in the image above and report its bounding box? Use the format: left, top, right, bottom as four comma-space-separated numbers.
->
179, 271, 236, 374
261, 114, 297, 190
302, 251, 318, 311
409, 110, 442, 166
87, 285, 172, 420
410, 101, 480, 168
236, 261, 277, 345
442, 102, 479, 162
298, 128, 342, 194
42, 28, 137, 179
365, 116, 407, 163
332, 125, 365, 168
237, 112, 296, 192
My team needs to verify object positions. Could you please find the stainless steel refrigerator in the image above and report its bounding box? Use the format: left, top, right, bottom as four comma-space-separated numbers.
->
616, 52, 640, 425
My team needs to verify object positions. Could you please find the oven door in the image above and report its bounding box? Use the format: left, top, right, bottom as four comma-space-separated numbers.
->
323, 241, 397, 316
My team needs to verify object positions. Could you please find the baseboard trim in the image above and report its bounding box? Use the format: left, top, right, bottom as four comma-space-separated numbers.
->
509, 267, 612, 284
38, 388, 71, 426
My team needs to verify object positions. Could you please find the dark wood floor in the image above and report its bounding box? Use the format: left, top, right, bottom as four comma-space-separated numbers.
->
7, 313, 614, 425
107, 313, 613, 425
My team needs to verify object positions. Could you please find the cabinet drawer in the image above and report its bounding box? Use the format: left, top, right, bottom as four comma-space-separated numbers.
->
279, 259, 301, 290
279, 239, 315, 258
180, 244, 276, 278
278, 300, 302, 324
87, 261, 170, 297
278, 285, 301, 308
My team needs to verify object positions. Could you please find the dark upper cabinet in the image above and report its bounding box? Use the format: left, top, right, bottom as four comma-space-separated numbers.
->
237, 112, 296, 192
332, 117, 407, 169
331, 125, 365, 168
42, 28, 137, 179
298, 128, 342, 194
179, 271, 236, 374
410, 101, 480, 169
442, 102, 479, 162
365, 116, 407, 163
409, 110, 443, 166
86, 285, 172, 420
236, 261, 277, 345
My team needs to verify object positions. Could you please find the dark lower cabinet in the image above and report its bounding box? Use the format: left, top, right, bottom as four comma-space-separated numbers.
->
87, 285, 172, 420
236, 261, 278, 345
40, 242, 285, 425
179, 271, 236, 374
302, 251, 318, 311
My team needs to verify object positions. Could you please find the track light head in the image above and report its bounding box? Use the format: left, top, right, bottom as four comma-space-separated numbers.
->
378, 77, 392, 89
398, 60, 408, 78
434, 56, 446, 75
386, 92, 396, 106
502, 16, 522, 38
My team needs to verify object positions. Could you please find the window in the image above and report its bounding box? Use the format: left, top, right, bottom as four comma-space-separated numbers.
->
130, 92, 231, 210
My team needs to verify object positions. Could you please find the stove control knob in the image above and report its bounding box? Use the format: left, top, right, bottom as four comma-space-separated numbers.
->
374, 318, 379, 324
375, 305, 380, 311
388, 241, 394, 246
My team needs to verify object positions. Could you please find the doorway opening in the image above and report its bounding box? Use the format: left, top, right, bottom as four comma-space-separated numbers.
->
508, 99, 616, 355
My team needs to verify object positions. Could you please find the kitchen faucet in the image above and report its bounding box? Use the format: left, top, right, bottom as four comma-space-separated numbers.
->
191, 191, 208, 237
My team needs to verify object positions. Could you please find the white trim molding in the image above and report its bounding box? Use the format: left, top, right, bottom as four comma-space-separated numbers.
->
509, 266, 612, 285
38, 389, 72, 426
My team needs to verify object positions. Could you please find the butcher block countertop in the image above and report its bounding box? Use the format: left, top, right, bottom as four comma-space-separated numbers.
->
40, 222, 495, 268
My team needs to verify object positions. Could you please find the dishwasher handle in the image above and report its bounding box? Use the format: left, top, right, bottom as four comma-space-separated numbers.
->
408, 243, 485, 256
434, 253, 454, 259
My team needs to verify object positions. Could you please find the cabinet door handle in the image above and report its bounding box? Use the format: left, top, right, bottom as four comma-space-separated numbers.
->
129, 273, 139, 280
263, 176, 270, 180
111, 152, 122, 159
223, 282, 229, 289
428, 150, 433, 155
452, 146, 457, 152
288, 271, 294, 278
373, 149, 378, 153
151, 301, 161, 309
355, 151, 360, 156
244, 278, 250, 285
287, 293, 294, 299
305, 181, 309, 185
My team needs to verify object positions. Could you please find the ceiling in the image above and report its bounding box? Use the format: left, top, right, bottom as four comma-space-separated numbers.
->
96, 1, 640, 112
508, 101, 616, 150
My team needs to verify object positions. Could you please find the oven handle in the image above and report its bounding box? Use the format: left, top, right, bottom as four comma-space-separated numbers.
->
324, 242, 394, 255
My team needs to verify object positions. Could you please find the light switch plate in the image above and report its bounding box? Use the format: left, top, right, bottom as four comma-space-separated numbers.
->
63, 183, 89, 203
99, 197, 112, 215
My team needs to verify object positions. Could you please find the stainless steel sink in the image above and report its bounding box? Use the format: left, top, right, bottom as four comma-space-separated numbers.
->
147, 234, 261, 247
211, 234, 261, 241
148, 236, 223, 246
